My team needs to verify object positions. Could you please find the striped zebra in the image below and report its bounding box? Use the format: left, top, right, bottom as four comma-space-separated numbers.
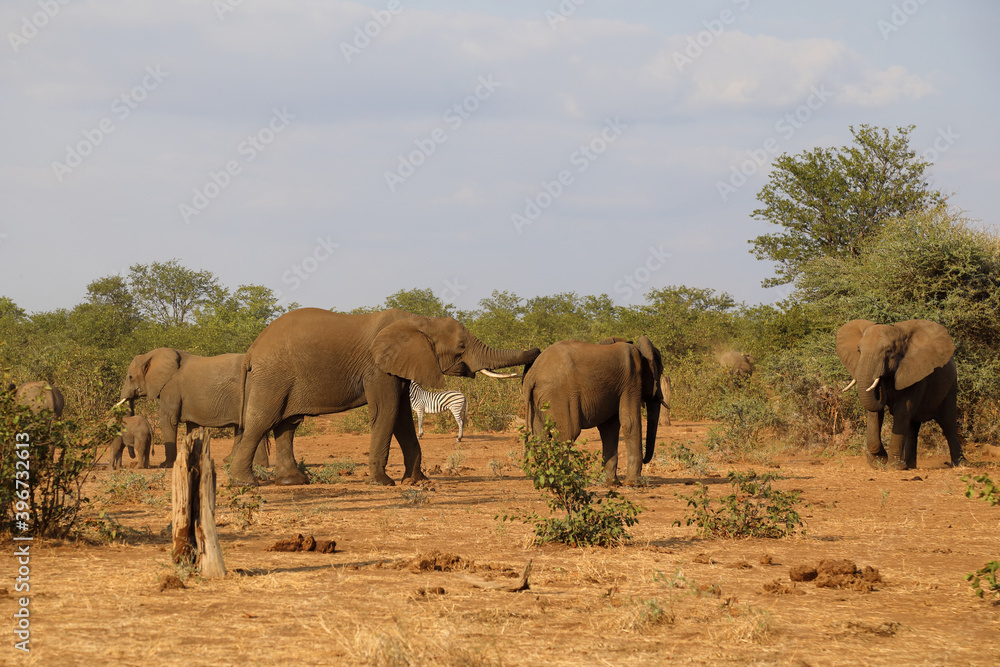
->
409, 382, 467, 442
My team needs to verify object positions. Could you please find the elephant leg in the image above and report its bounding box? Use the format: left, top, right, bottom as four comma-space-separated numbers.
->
366, 386, 398, 486
887, 408, 908, 470
393, 399, 427, 485
273, 417, 308, 486
937, 386, 965, 466
904, 421, 920, 470
597, 419, 621, 486
110, 437, 124, 470
619, 403, 643, 487
138, 437, 151, 469
253, 431, 270, 468
159, 411, 179, 468
865, 410, 887, 468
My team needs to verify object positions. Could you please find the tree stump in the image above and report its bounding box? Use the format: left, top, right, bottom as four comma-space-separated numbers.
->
171, 429, 226, 578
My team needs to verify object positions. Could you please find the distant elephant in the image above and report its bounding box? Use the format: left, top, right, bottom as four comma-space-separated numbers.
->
720, 351, 754, 382
836, 319, 964, 470
120, 350, 269, 469
12, 381, 65, 418
232, 308, 540, 486
522, 336, 668, 486
110, 415, 153, 470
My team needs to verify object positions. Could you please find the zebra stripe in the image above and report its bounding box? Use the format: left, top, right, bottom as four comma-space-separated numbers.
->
409, 382, 467, 442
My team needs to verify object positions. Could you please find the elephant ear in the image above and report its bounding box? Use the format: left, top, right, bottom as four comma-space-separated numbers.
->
835, 320, 877, 378
141, 349, 181, 399
599, 337, 630, 345
894, 320, 955, 390
371, 319, 447, 389
634, 336, 662, 398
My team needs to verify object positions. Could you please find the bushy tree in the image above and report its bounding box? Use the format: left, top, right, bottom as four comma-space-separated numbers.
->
751, 125, 946, 287
128, 259, 222, 327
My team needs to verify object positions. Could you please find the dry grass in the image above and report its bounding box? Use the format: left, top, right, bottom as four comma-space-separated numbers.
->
4, 419, 1000, 665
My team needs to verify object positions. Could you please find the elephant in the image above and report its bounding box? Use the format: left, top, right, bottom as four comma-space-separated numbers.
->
110, 415, 153, 470
659, 375, 673, 427
521, 336, 668, 486
720, 351, 754, 382
836, 319, 964, 470
11, 381, 65, 418
230, 307, 541, 486
120, 350, 270, 469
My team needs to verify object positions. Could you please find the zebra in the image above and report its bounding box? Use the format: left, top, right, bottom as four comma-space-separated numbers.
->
409, 381, 467, 442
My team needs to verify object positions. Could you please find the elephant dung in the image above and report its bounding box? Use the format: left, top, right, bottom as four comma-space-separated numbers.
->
267, 534, 336, 553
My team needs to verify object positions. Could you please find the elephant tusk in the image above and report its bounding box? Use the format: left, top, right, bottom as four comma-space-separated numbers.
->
112, 398, 128, 408
842, 379, 857, 392
866, 377, 880, 392
479, 369, 519, 379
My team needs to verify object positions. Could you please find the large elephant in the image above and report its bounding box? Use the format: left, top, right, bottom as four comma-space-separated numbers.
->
230, 308, 541, 486
521, 336, 668, 486
720, 351, 754, 382
110, 415, 153, 470
836, 319, 964, 470
120, 350, 269, 469
12, 381, 65, 418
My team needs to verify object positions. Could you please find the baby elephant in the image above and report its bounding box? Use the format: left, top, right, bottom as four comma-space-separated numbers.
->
110, 415, 153, 470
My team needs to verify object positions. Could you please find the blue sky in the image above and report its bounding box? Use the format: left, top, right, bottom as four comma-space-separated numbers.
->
2, 1, 997, 314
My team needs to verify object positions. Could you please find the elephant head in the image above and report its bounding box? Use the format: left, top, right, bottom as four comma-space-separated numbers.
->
371, 314, 540, 389
120, 348, 182, 412
836, 319, 955, 412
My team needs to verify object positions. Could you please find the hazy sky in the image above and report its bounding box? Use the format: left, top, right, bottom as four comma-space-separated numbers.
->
2, 1, 997, 314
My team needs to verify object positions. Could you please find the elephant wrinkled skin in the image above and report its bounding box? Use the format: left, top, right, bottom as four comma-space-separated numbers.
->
522, 336, 668, 486
12, 381, 65, 418
232, 308, 541, 486
836, 319, 964, 470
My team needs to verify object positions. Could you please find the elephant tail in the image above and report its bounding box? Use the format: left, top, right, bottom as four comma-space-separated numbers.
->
523, 375, 536, 436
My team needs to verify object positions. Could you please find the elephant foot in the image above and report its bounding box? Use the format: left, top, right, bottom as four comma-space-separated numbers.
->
275, 470, 310, 486
865, 451, 888, 469
227, 466, 260, 487
159, 460, 177, 469
370, 471, 396, 486
887, 459, 908, 471
623, 477, 647, 488
947, 456, 967, 468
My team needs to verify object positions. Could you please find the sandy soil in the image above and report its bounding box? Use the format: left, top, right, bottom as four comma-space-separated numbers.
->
3, 416, 1000, 666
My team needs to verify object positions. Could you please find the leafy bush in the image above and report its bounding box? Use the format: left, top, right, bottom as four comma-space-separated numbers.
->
705, 395, 780, 459
100, 470, 168, 505
966, 561, 1000, 601
662, 439, 712, 476
501, 420, 642, 547
224, 484, 263, 529
963, 474, 999, 506
1, 386, 123, 538
308, 459, 357, 483
679, 470, 804, 539
339, 406, 371, 434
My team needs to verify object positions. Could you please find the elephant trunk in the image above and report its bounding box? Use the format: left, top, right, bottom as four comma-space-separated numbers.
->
856, 355, 887, 412
643, 397, 660, 464
466, 338, 541, 373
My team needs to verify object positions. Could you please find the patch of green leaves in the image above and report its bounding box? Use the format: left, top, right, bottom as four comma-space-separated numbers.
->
500, 419, 642, 547
963, 474, 1000, 506
308, 459, 357, 483
100, 470, 167, 505
224, 484, 263, 530
965, 561, 1000, 601
679, 470, 803, 539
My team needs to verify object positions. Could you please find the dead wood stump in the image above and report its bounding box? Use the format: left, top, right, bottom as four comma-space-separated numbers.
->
171, 429, 226, 578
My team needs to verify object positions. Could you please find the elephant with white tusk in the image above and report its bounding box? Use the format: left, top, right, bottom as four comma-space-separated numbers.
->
230, 308, 541, 486
836, 319, 964, 470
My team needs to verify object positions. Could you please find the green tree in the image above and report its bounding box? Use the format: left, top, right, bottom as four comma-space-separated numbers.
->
750, 125, 946, 287
0, 297, 26, 322
128, 259, 222, 327
383, 288, 454, 318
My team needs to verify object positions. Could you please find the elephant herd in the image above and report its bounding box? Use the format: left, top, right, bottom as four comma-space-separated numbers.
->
13, 310, 965, 485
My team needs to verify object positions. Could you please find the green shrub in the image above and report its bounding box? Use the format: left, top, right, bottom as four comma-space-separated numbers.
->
308, 459, 357, 483
224, 484, 263, 530
705, 396, 780, 458
0, 386, 123, 538
100, 470, 168, 505
679, 470, 803, 539
339, 406, 371, 434
966, 561, 1000, 601
662, 439, 712, 475
501, 420, 642, 547
963, 474, 999, 506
